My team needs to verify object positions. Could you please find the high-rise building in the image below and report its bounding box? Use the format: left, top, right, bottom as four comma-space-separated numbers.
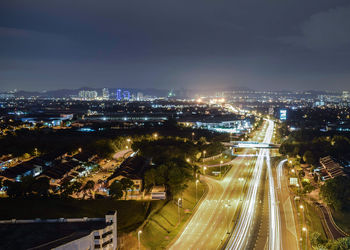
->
279, 109, 287, 121
116, 89, 122, 101
102, 88, 109, 100
342, 91, 349, 101
137, 92, 144, 101
123, 90, 130, 100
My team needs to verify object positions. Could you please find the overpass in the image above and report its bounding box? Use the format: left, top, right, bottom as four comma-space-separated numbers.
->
223, 141, 280, 149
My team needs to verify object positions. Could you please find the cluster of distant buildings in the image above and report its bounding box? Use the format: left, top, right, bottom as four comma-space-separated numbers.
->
77, 88, 145, 101
313, 91, 350, 108
0, 152, 98, 192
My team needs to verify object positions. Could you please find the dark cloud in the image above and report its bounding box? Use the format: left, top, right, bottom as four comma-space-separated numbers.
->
0, 0, 350, 91
284, 5, 350, 50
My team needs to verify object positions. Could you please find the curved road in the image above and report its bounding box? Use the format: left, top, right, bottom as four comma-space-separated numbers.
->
170, 154, 256, 250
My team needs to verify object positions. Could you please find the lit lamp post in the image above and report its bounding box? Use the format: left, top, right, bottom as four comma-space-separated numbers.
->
203, 150, 206, 162
220, 160, 223, 177
195, 180, 199, 202
300, 205, 305, 228
178, 198, 182, 224
203, 166, 207, 175
153, 133, 158, 140
138, 230, 142, 250
192, 132, 195, 141
126, 138, 131, 149
302, 227, 307, 250
300, 205, 307, 249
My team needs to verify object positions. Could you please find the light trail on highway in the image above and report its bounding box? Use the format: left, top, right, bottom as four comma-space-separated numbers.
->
266, 150, 281, 250
226, 119, 277, 250
277, 159, 287, 190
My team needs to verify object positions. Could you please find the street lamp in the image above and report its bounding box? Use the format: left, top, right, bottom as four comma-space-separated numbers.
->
195, 180, 199, 202
203, 166, 207, 175
138, 230, 142, 250
178, 198, 182, 224
203, 150, 206, 162
302, 227, 307, 250
153, 133, 158, 139
186, 158, 190, 163
192, 132, 195, 141
220, 160, 223, 177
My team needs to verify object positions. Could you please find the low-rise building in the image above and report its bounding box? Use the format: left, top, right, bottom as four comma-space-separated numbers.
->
151, 185, 167, 200
0, 211, 117, 250
40, 161, 81, 186
107, 155, 148, 199
319, 156, 345, 180
0, 159, 44, 182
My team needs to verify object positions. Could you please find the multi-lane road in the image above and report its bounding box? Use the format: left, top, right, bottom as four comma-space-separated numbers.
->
225, 119, 276, 250
170, 154, 256, 249
170, 119, 300, 250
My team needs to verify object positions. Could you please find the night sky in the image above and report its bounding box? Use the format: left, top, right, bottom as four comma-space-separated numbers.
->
1, 0, 350, 91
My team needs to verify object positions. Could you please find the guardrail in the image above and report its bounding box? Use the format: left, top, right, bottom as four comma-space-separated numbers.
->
202, 153, 222, 162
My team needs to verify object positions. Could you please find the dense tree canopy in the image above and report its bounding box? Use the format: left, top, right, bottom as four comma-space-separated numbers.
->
320, 176, 350, 211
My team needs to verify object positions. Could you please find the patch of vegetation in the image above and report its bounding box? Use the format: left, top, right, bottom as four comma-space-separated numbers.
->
320, 176, 350, 211
141, 181, 206, 249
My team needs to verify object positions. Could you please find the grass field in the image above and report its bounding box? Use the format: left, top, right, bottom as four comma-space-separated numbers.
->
0, 198, 162, 232
140, 180, 206, 249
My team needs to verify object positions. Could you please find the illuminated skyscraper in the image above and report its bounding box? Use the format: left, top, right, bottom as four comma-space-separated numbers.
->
123, 90, 130, 100
116, 89, 122, 101
102, 88, 109, 100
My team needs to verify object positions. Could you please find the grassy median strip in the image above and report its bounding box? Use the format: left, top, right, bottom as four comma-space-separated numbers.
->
140, 181, 206, 249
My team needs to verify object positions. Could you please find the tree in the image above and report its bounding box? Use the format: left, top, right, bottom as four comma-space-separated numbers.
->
60, 181, 82, 198
21, 175, 35, 197
32, 177, 50, 197
109, 181, 123, 199
320, 176, 350, 211
303, 150, 316, 165
82, 180, 95, 199
324, 237, 350, 249
310, 231, 326, 247
168, 167, 191, 196
120, 178, 134, 200
4, 180, 23, 198
144, 168, 157, 188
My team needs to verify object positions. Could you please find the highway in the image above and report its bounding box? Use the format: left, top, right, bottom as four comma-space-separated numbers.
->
170, 120, 284, 250
170, 120, 273, 250
170, 155, 256, 250
225, 119, 279, 250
